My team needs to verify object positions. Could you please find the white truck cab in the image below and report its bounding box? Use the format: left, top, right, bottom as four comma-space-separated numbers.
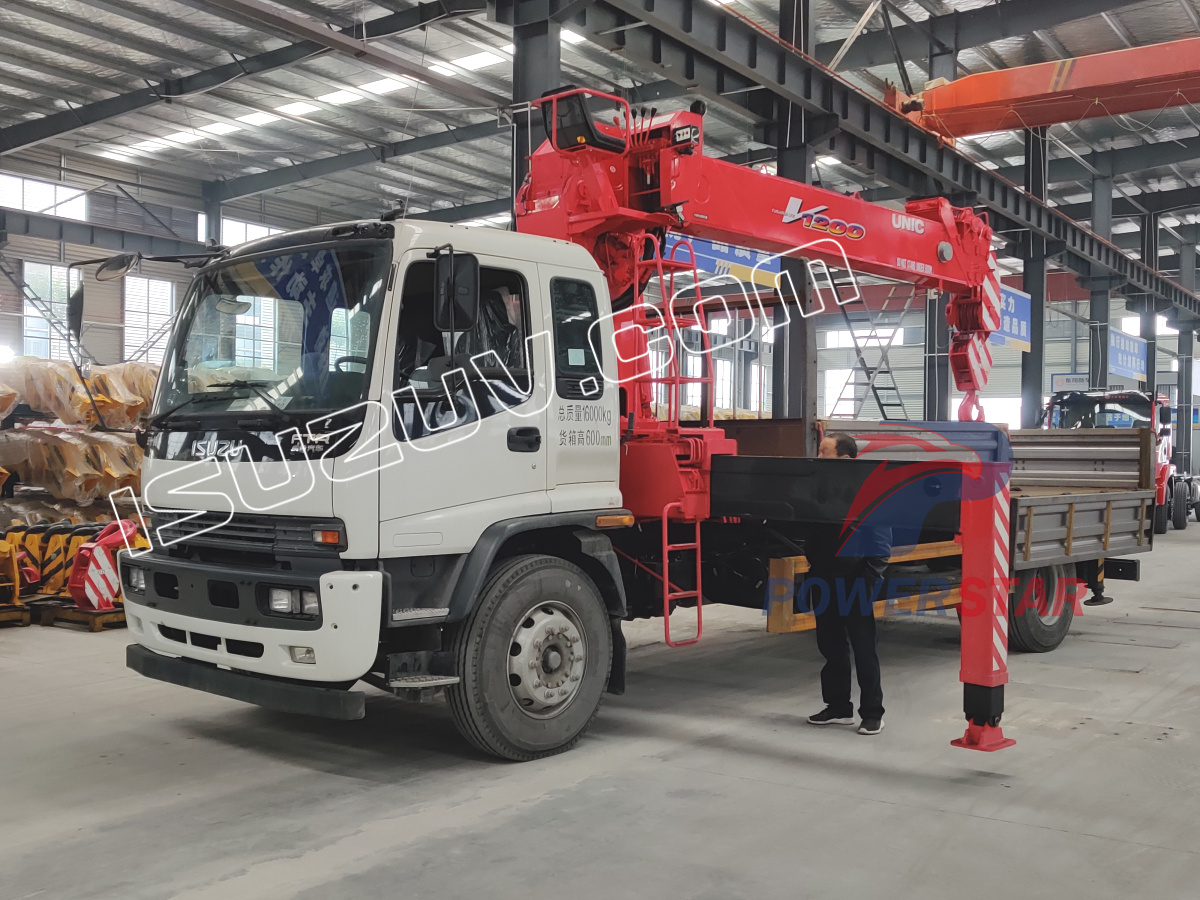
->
124, 218, 631, 760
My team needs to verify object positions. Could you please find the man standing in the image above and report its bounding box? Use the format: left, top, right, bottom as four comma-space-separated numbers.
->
805, 432, 888, 735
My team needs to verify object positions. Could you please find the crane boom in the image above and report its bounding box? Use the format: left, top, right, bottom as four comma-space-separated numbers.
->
515, 88, 1003, 422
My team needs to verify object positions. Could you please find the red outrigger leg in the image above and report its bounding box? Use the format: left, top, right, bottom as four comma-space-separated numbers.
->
951, 461, 1016, 751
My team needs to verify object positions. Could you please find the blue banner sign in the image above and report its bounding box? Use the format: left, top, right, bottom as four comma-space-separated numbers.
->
1109, 329, 1147, 382
664, 234, 781, 287
988, 285, 1031, 352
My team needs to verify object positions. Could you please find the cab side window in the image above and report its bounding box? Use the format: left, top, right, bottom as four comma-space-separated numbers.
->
550, 277, 603, 399
392, 262, 531, 441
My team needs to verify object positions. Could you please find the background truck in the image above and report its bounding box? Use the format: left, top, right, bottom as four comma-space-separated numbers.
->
117, 87, 1047, 759
1043, 389, 1196, 533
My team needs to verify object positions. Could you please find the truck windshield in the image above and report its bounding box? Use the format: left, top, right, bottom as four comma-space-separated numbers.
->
153, 242, 391, 423
1056, 398, 1152, 429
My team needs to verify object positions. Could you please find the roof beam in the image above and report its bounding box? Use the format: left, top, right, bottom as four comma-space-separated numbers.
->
813, 0, 1145, 72
195, 0, 503, 108
1055, 185, 1200, 221
0, 208, 205, 256
206, 120, 508, 202
994, 134, 1200, 186
0, 0, 486, 156
409, 198, 511, 221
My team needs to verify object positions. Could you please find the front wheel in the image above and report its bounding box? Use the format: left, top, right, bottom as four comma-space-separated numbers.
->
1009, 563, 1077, 653
1173, 484, 1190, 530
446, 554, 612, 761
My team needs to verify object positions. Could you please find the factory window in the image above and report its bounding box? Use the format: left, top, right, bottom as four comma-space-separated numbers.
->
22, 262, 78, 361
196, 214, 285, 245
824, 327, 904, 349
824, 368, 855, 417
235, 296, 277, 369
714, 358, 732, 409
124, 277, 174, 364
684, 352, 703, 407
0, 174, 87, 221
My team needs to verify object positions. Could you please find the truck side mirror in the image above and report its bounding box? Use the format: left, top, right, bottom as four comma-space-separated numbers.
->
1160, 405, 1172, 426
95, 253, 140, 282
431, 247, 479, 332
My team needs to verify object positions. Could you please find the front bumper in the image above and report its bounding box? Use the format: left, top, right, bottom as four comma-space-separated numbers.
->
127, 644, 365, 720
123, 569, 383, 684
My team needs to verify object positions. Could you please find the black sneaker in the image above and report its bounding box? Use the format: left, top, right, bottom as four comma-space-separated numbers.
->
857, 718, 884, 735
807, 708, 855, 725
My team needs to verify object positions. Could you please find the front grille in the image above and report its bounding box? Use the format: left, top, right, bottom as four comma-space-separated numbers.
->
158, 511, 275, 550
153, 511, 344, 558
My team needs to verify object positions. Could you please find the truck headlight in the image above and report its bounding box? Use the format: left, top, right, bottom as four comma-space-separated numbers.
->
126, 566, 146, 593
301, 590, 320, 615
266, 586, 320, 617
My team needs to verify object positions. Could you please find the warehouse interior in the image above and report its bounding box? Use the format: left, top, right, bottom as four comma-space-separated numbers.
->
3, 0, 1200, 897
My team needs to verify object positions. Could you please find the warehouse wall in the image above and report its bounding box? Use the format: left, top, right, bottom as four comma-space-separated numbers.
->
0, 232, 196, 365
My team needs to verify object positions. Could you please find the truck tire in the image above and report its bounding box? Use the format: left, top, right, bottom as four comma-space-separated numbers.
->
446, 554, 612, 761
1008, 563, 1077, 653
1153, 501, 1170, 535
1173, 484, 1190, 530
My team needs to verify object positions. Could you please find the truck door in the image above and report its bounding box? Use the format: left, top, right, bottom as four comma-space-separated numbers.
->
377, 253, 550, 554
541, 268, 622, 513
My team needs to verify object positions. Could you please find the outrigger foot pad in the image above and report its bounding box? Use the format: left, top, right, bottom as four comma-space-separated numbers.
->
952, 719, 1016, 751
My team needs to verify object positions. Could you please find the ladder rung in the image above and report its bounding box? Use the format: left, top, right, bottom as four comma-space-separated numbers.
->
666, 543, 699, 551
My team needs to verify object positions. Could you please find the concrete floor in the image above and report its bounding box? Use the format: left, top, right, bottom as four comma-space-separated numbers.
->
4, 532, 1200, 900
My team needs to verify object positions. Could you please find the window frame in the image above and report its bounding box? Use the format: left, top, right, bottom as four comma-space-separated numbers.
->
391, 261, 534, 442
549, 276, 605, 400
21, 261, 79, 361
123, 275, 175, 364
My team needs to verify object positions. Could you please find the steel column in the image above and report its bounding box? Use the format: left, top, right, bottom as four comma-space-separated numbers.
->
1141, 214, 1160, 398
1179, 242, 1196, 474
1089, 170, 1114, 389
203, 197, 221, 245
774, 0, 818, 449
1021, 128, 1048, 429
512, 19, 562, 203
929, 46, 958, 83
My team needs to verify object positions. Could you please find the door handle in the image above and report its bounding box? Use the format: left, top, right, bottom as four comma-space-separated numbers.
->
507, 426, 541, 452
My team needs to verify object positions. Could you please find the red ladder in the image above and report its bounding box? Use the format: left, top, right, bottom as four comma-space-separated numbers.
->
630, 234, 715, 430
662, 502, 703, 646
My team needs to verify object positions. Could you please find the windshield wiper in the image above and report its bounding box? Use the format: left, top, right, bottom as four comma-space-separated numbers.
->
149, 381, 298, 429
202, 380, 294, 418
148, 391, 253, 428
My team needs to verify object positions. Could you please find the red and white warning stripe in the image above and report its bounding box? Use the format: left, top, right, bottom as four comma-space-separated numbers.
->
978, 254, 1003, 333
79, 547, 121, 611
990, 480, 1011, 672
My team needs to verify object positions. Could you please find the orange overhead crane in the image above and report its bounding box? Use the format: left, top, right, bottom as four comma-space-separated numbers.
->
888, 36, 1200, 139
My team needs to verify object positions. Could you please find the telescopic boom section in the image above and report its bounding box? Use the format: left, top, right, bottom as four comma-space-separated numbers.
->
515, 88, 1003, 421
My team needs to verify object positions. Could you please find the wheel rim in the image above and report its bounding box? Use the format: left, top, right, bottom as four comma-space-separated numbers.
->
1034, 568, 1066, 626
507, 601, 588, 719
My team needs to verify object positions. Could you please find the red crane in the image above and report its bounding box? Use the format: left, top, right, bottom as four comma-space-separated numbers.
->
516, 88, 1003, 425
516, 88, 1016, 751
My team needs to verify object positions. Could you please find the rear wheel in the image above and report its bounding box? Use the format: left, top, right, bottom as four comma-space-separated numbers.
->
1173, 484, 1190, 530
1009, 563, 1077, 653
446, 554, 612, 761
1153, 500, 1170, 535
